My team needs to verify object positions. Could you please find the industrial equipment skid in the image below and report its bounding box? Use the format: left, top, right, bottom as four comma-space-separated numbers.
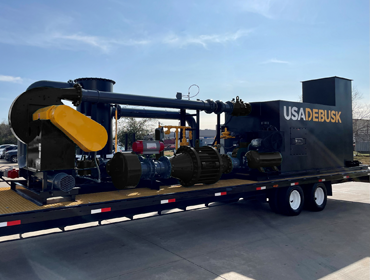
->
2, 75, 370, 238
0, 166, 368, 237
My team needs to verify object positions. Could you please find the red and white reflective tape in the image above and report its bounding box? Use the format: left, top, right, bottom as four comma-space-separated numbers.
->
256, 186, 266, 191
291, 182, 299, 186
215, 192, 227, 196
343, 176, 349, 179
318, 179, 326, 182
91, 207, 111, 214
0, 220, 21, 227
161, 198, 176, 204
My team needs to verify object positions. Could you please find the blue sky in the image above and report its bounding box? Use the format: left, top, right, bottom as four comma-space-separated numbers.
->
0, 0, 369, 128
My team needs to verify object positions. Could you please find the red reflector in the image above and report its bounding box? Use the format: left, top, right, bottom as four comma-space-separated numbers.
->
273, 184, 278, 188
7, 220, 21, 226
168, 198, 176, 203
220, 192, 227, 196
101, 207, 111, 212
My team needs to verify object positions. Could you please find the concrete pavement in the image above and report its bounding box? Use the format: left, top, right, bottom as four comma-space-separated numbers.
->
0, 174, 369, 279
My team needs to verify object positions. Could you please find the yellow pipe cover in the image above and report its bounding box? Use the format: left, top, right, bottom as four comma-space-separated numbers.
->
33, 105, 108, 152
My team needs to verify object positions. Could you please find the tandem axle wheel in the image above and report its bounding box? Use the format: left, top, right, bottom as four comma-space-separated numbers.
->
268, 183, 328, 216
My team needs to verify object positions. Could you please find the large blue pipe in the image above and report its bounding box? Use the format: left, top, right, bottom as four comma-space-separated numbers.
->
81, 89, 234, 114
27, 80, 73, 90
75, 78, 115, 157
26, 80, 242, 115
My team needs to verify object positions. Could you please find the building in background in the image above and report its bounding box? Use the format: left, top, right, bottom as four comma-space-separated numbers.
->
353, 119, 370, 152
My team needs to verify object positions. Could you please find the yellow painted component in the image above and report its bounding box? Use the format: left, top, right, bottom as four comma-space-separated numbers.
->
33, 106, 56, 121
188, 131, 192, 140
33, 105, 108, 152
220, 127, 235, 139
159, 125, 192, 149
180, 137, 189, 147
175, 128, 179, 149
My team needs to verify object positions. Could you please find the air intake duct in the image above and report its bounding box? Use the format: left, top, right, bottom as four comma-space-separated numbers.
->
170, 146, 229, 186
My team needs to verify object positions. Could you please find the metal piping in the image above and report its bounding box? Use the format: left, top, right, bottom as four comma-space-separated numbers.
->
25, 80, 251, 117
27, 80, 74, 91
81, 89, 234, 114
118, 108, 199, 141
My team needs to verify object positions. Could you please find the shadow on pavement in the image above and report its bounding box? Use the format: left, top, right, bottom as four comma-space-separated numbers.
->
0, 195, 369, 280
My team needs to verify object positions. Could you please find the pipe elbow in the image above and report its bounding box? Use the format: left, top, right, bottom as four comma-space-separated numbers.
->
27, 80, 74, 91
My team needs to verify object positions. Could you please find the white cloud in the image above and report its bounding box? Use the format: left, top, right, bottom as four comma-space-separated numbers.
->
262, 58, 290, 64
239, 0, 289, 19
0, 75, 23, 83
53, 33, 109, 51
0, 19, 249, 53
52, 33, 150, 52
163, 29, 253, 48
0, 29, 150, 53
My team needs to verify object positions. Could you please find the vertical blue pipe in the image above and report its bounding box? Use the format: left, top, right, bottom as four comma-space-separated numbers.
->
216, 114, 221, 146
75, 78, 116, 157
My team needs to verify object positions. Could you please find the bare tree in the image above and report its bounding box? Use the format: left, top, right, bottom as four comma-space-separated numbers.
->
0, 122, 17, 144
352, 88, 370, 144
117, 117, 157, 148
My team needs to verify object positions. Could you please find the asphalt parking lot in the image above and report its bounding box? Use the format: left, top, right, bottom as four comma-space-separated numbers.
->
0, 160, 369, 280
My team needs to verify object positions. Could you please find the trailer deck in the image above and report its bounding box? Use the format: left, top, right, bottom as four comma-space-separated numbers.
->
0, 178, 256, 215
1, 166, 369, 237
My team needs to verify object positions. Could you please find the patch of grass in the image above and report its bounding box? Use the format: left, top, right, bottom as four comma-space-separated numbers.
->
354, 152, 370, 165
164, 151, 174, 157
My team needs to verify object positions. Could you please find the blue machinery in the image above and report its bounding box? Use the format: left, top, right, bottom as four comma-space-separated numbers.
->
8, 76, 357, 204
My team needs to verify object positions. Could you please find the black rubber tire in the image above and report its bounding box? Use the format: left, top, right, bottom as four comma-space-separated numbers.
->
278, 186, 304, 216
306, 183, 327, 212
268, 189, 281, 214
11, 156, 17, 163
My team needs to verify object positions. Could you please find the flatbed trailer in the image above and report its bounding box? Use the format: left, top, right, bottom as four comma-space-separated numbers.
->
1, 166, 369, 238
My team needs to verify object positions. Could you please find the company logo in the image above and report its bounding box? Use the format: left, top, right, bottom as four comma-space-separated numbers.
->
283, 106, 341, 123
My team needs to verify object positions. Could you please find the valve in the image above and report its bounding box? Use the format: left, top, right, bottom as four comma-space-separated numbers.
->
220, 127, 235, 139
